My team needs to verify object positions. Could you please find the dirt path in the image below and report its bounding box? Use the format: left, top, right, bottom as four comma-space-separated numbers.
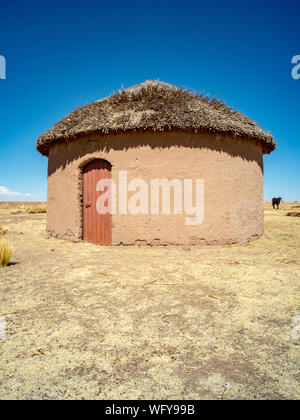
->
0, 207, 299, 399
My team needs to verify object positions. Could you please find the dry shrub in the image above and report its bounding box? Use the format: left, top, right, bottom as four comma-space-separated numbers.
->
0, 221, 4, 236
18, 204, 47, 214
25, 205, 47, 214
286, 212, 300, 217
0, 203, 9, 209
0, 239, 12, 267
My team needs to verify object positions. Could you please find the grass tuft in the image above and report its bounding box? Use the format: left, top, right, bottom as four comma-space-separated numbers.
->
18, 204, 47, 214
0, 221, 4, 236
0, 239, 12, 267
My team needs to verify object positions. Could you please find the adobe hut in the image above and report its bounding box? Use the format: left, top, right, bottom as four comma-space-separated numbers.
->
36, 80, 275, 246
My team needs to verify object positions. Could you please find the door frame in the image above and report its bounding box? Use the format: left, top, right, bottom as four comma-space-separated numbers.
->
80, 158, 112, 244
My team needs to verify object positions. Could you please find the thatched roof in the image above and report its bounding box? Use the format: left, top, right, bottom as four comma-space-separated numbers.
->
36, 80, 276, 156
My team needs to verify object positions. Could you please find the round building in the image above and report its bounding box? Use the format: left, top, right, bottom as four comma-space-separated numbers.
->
36, 81, 275, 246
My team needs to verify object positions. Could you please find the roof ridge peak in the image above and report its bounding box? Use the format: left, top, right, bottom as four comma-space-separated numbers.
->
122, 80, 178, 94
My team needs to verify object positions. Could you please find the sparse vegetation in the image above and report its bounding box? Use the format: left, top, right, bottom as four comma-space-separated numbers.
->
0, 221, 4, 236
0, 203, 299, 399
0, 239, 12, 267
0, 203, 9, 209
18, 204, 47, 214
286, 211, 300, 217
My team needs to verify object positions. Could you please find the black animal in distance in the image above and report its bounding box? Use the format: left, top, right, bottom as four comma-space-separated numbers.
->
272, 197, 283, 209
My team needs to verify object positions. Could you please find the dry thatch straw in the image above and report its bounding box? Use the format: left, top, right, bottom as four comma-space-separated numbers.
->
36, 80, 276, 156
0, 239, 12, 267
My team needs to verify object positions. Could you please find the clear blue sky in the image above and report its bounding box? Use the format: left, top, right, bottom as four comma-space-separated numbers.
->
0, 0, 299, 201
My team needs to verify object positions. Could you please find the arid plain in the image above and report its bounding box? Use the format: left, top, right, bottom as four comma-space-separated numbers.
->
0, 202, 299, 399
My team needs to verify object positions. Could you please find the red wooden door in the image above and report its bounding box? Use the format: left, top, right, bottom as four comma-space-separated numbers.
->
83, 159, 112, 245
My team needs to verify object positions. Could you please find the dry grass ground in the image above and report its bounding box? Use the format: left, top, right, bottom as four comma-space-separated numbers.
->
0, 221, 4, 236
0, 202, 299, 400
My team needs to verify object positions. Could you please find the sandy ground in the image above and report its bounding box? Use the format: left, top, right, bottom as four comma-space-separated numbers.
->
0, 203, 299, 400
